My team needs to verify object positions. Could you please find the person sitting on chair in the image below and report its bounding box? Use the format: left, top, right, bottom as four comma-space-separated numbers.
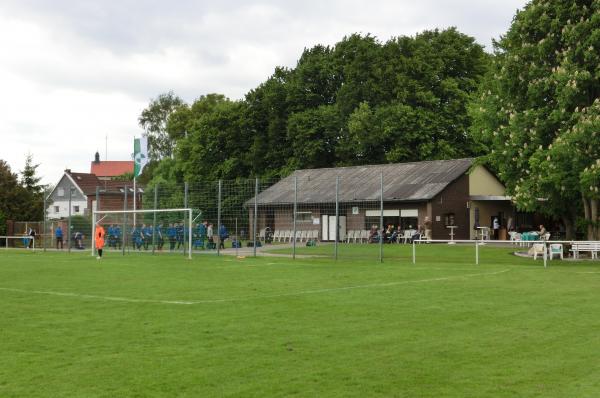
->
368, 225, 379, 243
539, 224, 548, 240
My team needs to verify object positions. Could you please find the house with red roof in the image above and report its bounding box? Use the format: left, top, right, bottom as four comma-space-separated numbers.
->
90, 151, 134, 180
46, 167, 141, 220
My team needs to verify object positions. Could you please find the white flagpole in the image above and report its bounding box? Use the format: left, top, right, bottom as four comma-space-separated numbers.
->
133, 177, 137, 227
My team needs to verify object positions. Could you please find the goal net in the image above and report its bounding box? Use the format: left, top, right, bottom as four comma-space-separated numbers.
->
92, 208, 193, 259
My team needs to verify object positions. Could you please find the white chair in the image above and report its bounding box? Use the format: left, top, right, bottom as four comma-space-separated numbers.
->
311, 230, 319, 241
259, 228, 267, 241
273, 230, 281, 242
361, 230, 370, 243
346, 230, 355, 243
548, 244, 563, 260
531, 243, 546, 260
509, 231, 520, 245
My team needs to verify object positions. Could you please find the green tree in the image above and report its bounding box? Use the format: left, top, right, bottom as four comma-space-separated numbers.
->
21, 153, 42, 194
139, 91, 187, 161
0, 160, 29, 231
149, 28, 488, 186
19, 154, 46, 221
470, 0, 600, 238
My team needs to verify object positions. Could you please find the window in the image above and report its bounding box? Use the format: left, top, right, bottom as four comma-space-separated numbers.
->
57, 188, 64, 197
54, 206, 59, 213
74, 206, 80, 213
444, 213, 455, 226
296, 212, 312, 223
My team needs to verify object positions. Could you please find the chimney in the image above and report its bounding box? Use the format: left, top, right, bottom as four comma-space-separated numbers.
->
65, 168, 71, 174
94, 151, 100, 163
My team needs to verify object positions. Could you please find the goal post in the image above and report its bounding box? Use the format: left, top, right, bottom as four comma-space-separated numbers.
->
92, 208, 193, 260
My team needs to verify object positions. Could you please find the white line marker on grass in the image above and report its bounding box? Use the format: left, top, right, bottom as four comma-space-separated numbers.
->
0, 269, 510, 306
0, 287, 196, 305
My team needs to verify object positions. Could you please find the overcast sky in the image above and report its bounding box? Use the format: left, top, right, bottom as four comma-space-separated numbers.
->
0, 0, 528, 185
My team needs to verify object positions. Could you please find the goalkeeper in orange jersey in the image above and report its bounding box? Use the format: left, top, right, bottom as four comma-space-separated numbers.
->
95, 223, 106, 260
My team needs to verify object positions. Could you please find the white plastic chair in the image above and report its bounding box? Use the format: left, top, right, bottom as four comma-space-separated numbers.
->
532, 243, 546, 260
548, 244, 563, 260
346, 230, 355, 243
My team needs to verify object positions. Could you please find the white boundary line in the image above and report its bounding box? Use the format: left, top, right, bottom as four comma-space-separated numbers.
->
0, 269, 510, 306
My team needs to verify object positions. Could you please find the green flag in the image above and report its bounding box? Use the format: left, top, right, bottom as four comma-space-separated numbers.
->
134, 137, 148, 178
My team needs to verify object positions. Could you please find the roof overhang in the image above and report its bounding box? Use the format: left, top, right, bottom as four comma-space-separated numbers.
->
469, 195, 512, 201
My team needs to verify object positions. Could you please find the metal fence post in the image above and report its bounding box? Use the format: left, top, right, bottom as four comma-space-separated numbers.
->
335, 176, 339, 260
184, 182, 189, 256
379, 171, 384, 263
67, 186, 72, 254
152, 184, 158, 255
217, 180, 222, 256
123, 185, 127, 256
253, 178, 258, 257
93, 186, 99, 257
293, 176, 298, 260
43, 189, 47, 252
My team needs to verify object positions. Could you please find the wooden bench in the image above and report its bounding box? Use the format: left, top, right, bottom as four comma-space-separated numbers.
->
570, 242, 600, 259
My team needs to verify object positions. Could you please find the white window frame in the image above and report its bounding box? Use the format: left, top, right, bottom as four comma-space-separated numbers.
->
296, 211, 313, 223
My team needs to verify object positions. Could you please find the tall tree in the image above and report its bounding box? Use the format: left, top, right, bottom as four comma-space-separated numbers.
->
0, 160, 28, 232
138, 91, 187, 161
470, 0, 600, 238
19, 154, 46, 221
148, 28, 488, 188
21, 153, 42, 194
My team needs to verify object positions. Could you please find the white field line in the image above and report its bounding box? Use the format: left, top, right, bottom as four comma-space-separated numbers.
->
576, 271, 600, 274
0, 269, 511, 306
0, 287, 196, 305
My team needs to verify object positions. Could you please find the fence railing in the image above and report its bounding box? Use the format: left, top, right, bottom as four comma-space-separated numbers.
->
4, 175, 593, 264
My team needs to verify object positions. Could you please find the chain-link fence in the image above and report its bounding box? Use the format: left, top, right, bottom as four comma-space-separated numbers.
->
7, 173, 500, 263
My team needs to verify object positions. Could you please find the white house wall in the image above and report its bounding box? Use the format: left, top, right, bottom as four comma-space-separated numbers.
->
47, 200, 88, 219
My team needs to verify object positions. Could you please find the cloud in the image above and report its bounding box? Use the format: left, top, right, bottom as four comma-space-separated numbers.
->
0, 0, 528, 184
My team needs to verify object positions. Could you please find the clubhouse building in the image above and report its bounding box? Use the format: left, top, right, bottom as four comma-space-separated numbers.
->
249, 158, 515, 241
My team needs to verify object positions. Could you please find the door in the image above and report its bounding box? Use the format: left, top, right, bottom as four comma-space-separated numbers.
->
323, 215, 347, 241
321, 215, 329, 241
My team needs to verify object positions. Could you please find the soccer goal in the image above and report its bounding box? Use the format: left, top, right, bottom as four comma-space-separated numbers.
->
92, 208, 193, 259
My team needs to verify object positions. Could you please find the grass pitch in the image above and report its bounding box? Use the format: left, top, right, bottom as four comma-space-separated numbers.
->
1, 247, 599, 397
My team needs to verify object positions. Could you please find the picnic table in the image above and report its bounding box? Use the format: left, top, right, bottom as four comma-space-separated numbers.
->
521, 232, 539, 242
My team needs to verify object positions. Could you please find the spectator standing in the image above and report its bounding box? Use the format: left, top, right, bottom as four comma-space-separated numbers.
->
167, 223, 176, 251
55, 226, 63, 249
207, 223, 214, 247
424, 217, 432, 241
219, 224, 229, 250
28, 227, 36, 249
493, 217, 500, 239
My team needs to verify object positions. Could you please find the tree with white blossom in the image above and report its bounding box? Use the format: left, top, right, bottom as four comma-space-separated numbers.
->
470, 0, 600, 239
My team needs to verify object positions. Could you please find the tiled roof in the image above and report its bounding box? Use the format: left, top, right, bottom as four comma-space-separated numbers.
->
68, 172, 101, 195
90, 161, 134, 177
249, 158, 475, 204
67, 172, 135, 195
